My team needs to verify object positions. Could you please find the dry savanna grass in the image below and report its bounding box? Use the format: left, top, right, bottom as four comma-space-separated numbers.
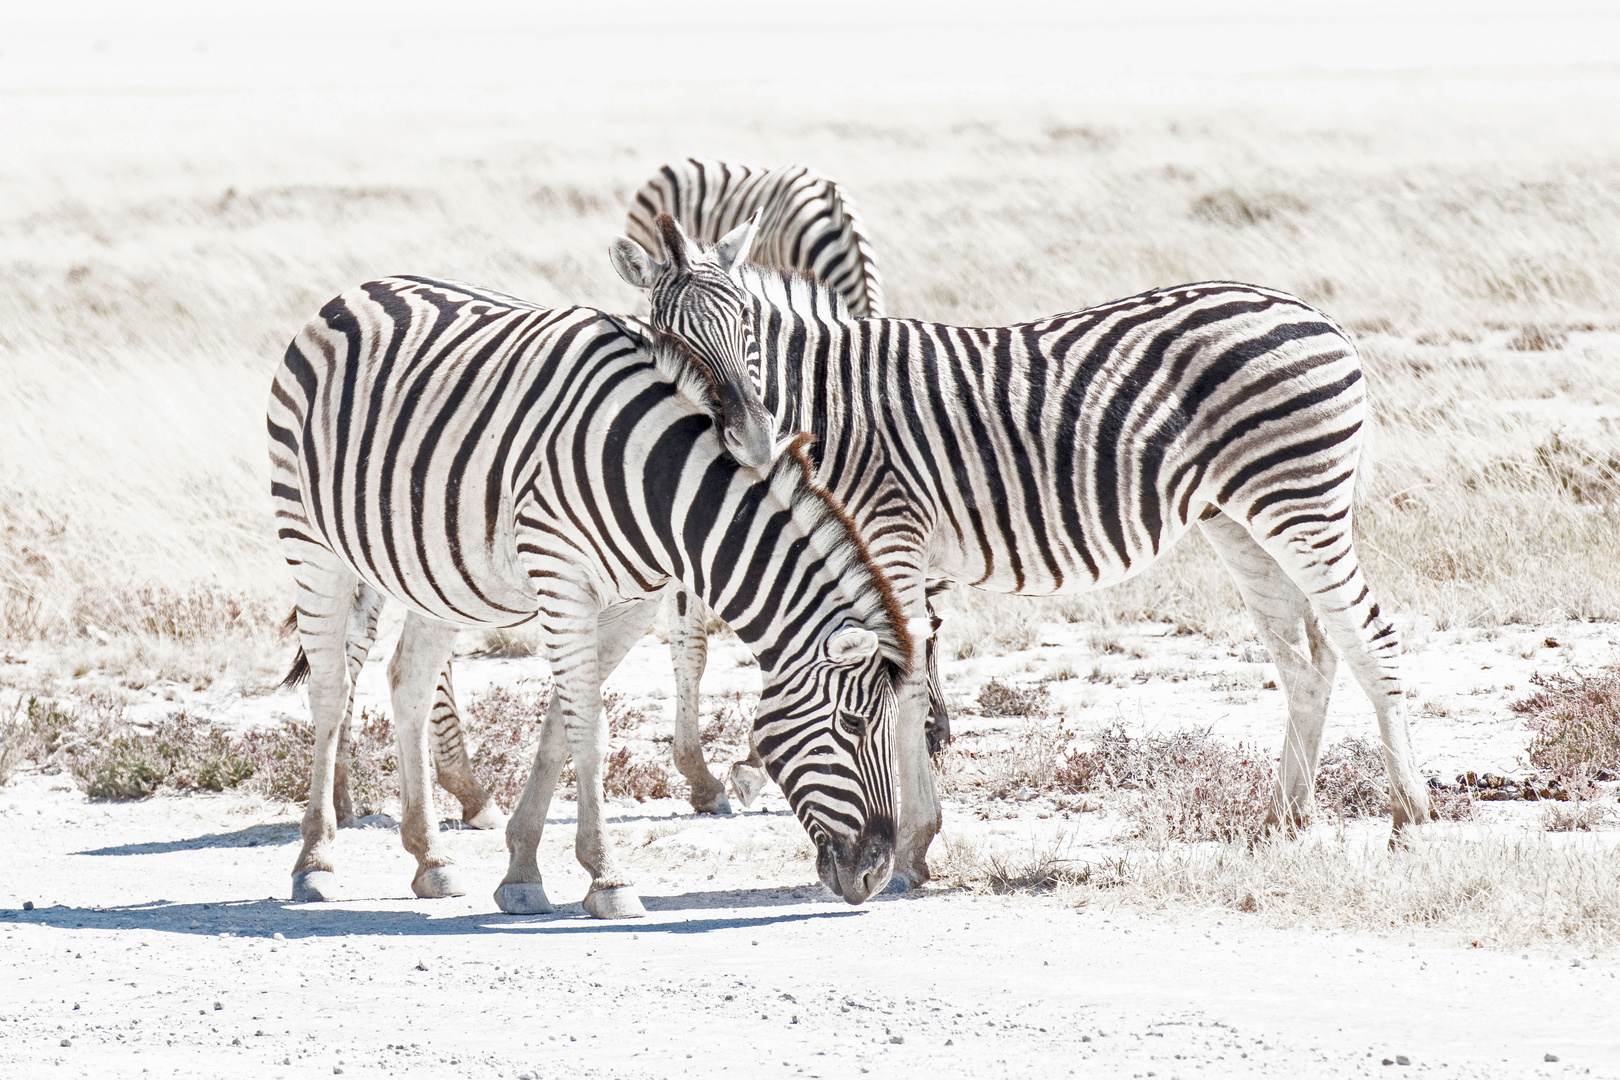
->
3, 85, 1620, 682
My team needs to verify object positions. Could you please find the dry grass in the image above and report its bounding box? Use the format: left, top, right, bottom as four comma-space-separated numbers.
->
943, 830, 1620, 951
4, 86, 1620, 681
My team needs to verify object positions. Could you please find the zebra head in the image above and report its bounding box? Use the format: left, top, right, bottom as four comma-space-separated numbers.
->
755, 623, 899, 904
609, 212, 778, 471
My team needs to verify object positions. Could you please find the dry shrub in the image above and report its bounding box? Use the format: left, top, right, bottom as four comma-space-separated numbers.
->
1541, 800, 1609, 832
976, 678, 1049, 717
1512, 670, 1620, 782
602, 746, 673, 801
1124, 736, 1274, 845
465, 684, 549, 807
70, 711, 257, 799
1314, 736, 1389, 819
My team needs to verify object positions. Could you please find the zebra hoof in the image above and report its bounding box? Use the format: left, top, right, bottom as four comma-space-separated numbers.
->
495, 881, 555, 915
462, 804, 507, 831
582, 885, 646, 920
689, 789, 733, 816
290, 870, 341, 903
729, 763, 768, 809
412, 866, 467, 899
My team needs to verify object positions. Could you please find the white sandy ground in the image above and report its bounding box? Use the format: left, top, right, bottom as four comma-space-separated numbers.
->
4, 620, 1620, 1078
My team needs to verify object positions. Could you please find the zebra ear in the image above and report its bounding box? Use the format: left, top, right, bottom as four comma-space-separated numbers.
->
655, 212, 699, 272
827, 627, 880, 665
713, 208, 760, 272
609, 236, 663, 290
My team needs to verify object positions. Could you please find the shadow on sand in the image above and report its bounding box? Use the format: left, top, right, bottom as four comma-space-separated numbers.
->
0, 886, 865, 939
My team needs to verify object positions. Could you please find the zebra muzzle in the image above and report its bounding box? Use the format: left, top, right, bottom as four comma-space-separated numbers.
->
816, 816, 895, 905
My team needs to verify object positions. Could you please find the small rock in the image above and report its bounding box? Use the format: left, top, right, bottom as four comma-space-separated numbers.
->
188, 920, 200, 929
415, 961, 428, 972
889, 1035, 905, 1044
60, 1039, 71, 1048
1382, 1060, 1394, 1066
1545, 1054, 1560, 1063
1396, 1055, 1411, 1066
1544, 637, 1559, 649
273, 933, 285, 941
22, 902, 32, 911
213, 1002, 223, 1011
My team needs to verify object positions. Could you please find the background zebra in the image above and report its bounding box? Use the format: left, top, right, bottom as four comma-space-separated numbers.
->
626, 159, 951, 812
626, 158, 886, 318
630, 260, 1433, 887
268, 274, 911, 915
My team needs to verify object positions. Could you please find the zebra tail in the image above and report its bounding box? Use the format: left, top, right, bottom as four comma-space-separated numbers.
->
282, 646, 310, 689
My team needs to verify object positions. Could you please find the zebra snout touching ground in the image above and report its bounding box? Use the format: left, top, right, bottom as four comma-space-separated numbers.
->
815, 816, 896, 905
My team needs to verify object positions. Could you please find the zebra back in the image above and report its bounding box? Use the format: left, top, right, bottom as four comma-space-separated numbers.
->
627, 159, 885, 318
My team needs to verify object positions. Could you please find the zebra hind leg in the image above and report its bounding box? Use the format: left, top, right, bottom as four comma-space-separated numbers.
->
667, 586, 732, 814
286, 550, 361, 903
1241, 506, 1432, 839
427, 662, 507, 830
1198, 511, 1338, 834
386, 614, 466, 898
333, 583, 385, 828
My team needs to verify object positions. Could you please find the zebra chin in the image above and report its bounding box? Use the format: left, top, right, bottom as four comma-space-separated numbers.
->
814, 815, 895, 905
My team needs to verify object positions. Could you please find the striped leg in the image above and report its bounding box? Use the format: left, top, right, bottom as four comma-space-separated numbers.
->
496, 595, 659, 919
1199, 511, 1340, 831
1238, 508, 1431, 836
333, 583, 385, 828
426, 664, 507, 830
386, 614, 466, 898
288, 548, 361, 903
892, 591, 942, 887
667, 585, 732, 814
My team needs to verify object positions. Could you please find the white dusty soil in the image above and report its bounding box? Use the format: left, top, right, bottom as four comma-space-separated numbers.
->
4, 619, 1620, 1079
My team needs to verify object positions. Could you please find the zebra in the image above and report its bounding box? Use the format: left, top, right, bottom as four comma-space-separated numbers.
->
626, 158, 885, 318
268, 272, 911, 916
627, 159, 951, 810
302, 209, 779, 832
614, 256, 1434, 886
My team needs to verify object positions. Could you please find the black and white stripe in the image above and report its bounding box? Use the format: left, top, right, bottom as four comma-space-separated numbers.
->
647, 264, 1432, 884
627, 158, 885, 318
268, 275, 911, 911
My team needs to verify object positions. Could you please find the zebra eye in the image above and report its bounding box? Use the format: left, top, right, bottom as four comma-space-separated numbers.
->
837, 711, 868, 738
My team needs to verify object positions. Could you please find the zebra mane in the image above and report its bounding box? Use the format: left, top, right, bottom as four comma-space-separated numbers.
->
733, 263, 853, 323
765, 433, 913, 676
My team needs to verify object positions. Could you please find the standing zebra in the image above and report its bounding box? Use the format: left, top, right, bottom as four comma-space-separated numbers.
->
627, 158, 885, 318
627, 159, 949, 812
268, 272, 909, 915
301, 210, 779, 830
613, 255, 1432, 886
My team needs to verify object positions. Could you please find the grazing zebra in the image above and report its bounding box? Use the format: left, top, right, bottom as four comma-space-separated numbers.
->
626, 158, 885, 319
268, 272, 910, 915
616, 256, 1432, 885
627, 159, 951, 811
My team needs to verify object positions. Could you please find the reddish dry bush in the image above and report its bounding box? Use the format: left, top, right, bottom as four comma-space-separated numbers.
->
1314, 736, 1389, 820
466, 684, 549, 809
1511, 670, 1620, 783
1123, 737, 1274, 844
602, 746, 673, 801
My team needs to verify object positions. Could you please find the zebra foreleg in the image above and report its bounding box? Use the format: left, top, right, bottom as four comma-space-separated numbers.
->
496, 594, 659, 919
667, 586, 732, 814
287, 554, 361, 903
387, 614, 466, 899
893, 602, 943, 888
1199, 511, 1338, 833
1244, 510, 1432, 839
